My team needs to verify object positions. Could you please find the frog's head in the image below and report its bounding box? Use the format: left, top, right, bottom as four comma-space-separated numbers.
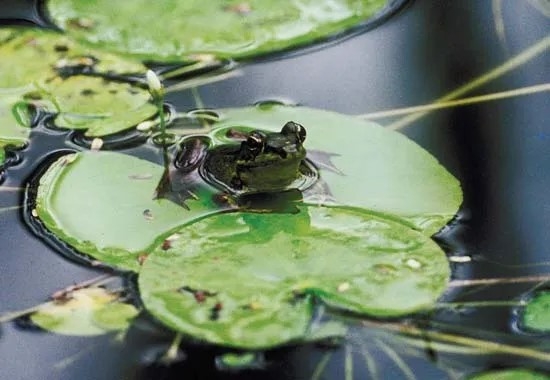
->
233, 121, 307, 191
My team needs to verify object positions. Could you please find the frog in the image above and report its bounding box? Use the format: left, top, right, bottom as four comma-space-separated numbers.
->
155, 120, 341, 210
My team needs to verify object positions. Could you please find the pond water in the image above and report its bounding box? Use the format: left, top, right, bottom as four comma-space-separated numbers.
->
1, 0, 550, 379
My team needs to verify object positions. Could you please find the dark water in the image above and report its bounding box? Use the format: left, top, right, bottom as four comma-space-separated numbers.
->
1, 0, 550, 379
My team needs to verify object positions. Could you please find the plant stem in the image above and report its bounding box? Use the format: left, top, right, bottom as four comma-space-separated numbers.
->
363, 320, 550, 363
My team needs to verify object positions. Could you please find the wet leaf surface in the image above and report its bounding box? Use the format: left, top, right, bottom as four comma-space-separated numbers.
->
30, 287, 138, 336
521, 291, 550, 332
138, 206, 449, 348
0, 27, 156, 136
213, 105, 463, 235
469, 368, 550, 380
0, 87, 34, 161
35, 151, 221, 271
47, 0, 389, 60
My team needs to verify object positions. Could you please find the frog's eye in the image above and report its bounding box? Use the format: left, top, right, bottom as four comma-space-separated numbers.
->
281, 121, 306, 144
246, 130, 266, 155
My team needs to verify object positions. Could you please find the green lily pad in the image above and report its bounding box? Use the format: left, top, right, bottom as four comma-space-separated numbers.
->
138, 206, 449, 349
520, 291, 550, 332
212, 105, 462, 235
0, 27, 156, 136
35, 151, 222, 271
0, 87, 35, 162
35, 106, 461, 271
469, 369, 550, 380
0, 27, 144, 89
47, 0, 390, 60
31, 287, 138, 336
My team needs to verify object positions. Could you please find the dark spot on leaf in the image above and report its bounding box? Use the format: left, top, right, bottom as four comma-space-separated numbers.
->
161, 240, 171, 250
54, 44, 69, 53
80, 89, 97, 97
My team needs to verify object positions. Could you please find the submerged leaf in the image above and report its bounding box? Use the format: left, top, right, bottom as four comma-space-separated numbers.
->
521, 291, 550, 332
48, 0, 391, 60
138, 206, 450, 349
30, 287, 137, 336
0, 27, 156, 136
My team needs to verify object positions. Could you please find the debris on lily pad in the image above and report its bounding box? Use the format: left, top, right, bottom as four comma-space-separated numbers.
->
47, 0, 391, 60
520, 291, 550, 332
469, 368, 550, 380
0, 27, 157, 136
138, 206, 450, 349
30, 287, 138, 336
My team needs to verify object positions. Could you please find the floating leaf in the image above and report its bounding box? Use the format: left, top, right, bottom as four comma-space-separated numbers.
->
469, 368, 550, 380
48, 0, 391, 60
211, 105, 463, 235
35, 106, 461, 271
0, 27, 157, 136
35, 151, 222, 271
138, 206, 450, 349
92, 302, 139, 332
0, 87, 35, 162
30, 287, 137, 336
43, 75, 157, 137
521, 291, 550, 332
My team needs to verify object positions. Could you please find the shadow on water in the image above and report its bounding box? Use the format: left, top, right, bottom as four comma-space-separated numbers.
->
1, 0, 550, 379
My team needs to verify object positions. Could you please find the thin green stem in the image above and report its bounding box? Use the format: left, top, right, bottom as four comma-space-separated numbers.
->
345, 345, 353, 380
376, 339, 417, 380
448, 274, 550, 288
435, 301, 524, 309
385, 35, 550, 130
0, 187, 23, 192
364, 320, 550, 363
0, 205, 22, 214
358, 83, 550, 120
360, 344, 379, 380
311, 352, 332, 380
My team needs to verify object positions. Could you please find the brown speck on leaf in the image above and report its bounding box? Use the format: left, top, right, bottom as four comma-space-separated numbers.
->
194, 291, 206, 303
54, 44, 69, 53
210, 301, 223, 320
137, 254, 149, 265
80, 89, 97, 96
143, 209, 154, 220
224, 2, 252, 15
161, 239, 172, 250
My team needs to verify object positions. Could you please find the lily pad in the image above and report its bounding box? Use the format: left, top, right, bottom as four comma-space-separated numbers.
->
0, 27, 157, 136
35, 151, 223, 271
47, 0, 391, 60
212, 105, 462, 235
30, 287, 138, 336
0, 87, 35, 162
35, 106, 461, 271
0, 27, 144, 89
469, 369, 550, 380
520, 291, 550, 332
138, 206, 450, 349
